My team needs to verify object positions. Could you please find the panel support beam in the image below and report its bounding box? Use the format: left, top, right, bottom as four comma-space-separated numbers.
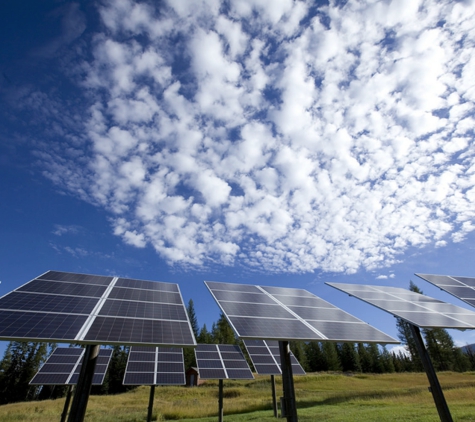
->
147, 385, 155, 422
279, 341, 298, 422
68, 344, 100, 422
409, 324, 453, 422
271, 374, 278, 418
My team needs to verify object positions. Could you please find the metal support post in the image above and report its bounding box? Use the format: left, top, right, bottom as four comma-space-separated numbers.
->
279, 341, 298, 422
409, 324, 453, 422
147, 385, 156, 422
218, 379, 224, 422
271, 374, 278, 417
67, 344, 100, 422
60, 385, 74, 422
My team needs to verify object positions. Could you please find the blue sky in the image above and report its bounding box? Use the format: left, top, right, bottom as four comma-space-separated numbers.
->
1, 0, 475, 357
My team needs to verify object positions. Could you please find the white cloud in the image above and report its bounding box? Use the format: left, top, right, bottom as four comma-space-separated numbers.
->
35, 0, 475, 273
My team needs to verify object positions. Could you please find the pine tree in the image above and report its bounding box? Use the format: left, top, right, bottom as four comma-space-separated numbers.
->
290, 341, 308, 372
380, 346, 395, 373
197, 324, 213, 344
322, 342, 341, 371
357, 343, 373, 373
212, 313, 236, 344
186, 299, 199, 339
366, 343, 384, 373
0, 342, 48, 404
338, 343, 361, 372
105, 346, 132, 395
305, 342, 326, 372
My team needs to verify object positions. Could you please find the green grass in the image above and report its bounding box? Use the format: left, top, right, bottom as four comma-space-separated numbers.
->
1, 372, 475, 421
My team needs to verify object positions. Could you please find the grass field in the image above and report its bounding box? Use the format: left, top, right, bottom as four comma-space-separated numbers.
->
1, 372, 475, 421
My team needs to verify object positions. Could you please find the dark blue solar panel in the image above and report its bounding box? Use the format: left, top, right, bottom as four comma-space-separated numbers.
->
195, 344, 253, 380
30, 347, 112, 385
206, 281, 398, 343
124, 346, 185, 385
244, 339, 305, 376
328, 282, 475, 330
0, 271, 196, 347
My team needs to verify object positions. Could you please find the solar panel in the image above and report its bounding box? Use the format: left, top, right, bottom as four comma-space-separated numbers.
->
195, 344, 254, 380
327, 282, 475, 329
123, 346, 185, 385
30, 347, 112, 385
416, 274, 475, 308
244, 340, 305, 375
205, 281, 398, 343
0, 271, 196, 347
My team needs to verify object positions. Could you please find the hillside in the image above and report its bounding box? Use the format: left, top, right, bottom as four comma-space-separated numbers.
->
1, 372, 475, 421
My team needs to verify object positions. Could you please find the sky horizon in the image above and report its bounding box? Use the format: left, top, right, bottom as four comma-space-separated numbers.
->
1, 0, 475, 357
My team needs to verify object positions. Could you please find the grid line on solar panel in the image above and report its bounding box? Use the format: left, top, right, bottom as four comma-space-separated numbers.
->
17, 280, 108, 297
37, 271, 113, 285
115, 278, 179, 292
327, 282, 475, 330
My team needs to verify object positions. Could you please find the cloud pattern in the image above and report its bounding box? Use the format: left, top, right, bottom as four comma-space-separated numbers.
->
41, 0, 475, 273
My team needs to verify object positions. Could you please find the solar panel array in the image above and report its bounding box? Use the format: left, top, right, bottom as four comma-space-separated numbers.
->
0, 271, 196, 347
327, 282, 475, 329
416, 274, 475, 308
195, 344, 254, 380
123, 346, 185, 385
30, 347, 112, 385
205, 281, 397, 343
244, 340, 305, 375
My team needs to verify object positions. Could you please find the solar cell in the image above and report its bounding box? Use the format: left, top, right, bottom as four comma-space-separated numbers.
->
205, 281, 397, 343
30, 348, 112, 385
327, 282, 475, 329
194, 344, 254, 380
244, 340, 306, 376
416, 274, 475, 309
123, 346, 185, 385
0, 271, 196, 347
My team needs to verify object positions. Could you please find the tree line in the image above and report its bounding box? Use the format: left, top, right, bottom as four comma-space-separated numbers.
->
0, 283, 473, 406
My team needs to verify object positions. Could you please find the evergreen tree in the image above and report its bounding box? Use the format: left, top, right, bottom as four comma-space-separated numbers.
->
338, 343, 361, 372
184, 299, 199, 369
212, 313, 236, 344
186, 299, 200, 339
380, 346, 395, 373
0, 342, 48, 404
366, 343, 384, 373
305, 342, 326, 372
197, 324, 213, 344
322, 342, 341, 371
290, 341, 308, 372
104, 346, 133, 395
357, 343, 373, 373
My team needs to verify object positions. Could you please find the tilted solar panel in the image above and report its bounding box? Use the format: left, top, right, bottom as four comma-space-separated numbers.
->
30, 347, 112, 385
416, 274, 475, 308
205, 281, 398, 343
0, 271, 196, 347
244, 340, 306, 375
123, 346, 185, 385
327, 282, 475, 329
195, 344, 254, 380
